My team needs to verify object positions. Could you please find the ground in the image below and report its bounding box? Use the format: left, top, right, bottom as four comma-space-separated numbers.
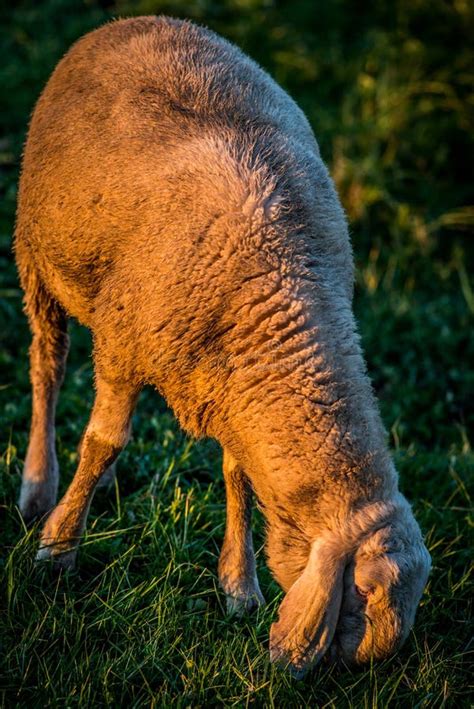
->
0, 0, 473, 706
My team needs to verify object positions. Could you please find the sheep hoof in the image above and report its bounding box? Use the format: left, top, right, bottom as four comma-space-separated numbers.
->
36, 544, 77, 571
225, 588, 265, 616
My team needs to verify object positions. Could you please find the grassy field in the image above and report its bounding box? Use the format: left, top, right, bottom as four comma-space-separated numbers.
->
0, 0, 473, 706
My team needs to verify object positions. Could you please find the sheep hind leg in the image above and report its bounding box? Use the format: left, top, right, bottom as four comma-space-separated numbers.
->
17, 247, 69, 523
218, 448, 265, 615
36, 373, 139, 570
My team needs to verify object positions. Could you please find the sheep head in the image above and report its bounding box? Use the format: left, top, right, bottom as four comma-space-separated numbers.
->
269, 497, 431, 677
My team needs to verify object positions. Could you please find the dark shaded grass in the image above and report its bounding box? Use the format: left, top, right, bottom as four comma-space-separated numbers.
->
1, 0, 473, 706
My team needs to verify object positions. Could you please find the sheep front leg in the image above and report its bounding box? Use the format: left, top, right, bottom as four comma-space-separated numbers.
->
218, 449, 265, 614
36, 375, 138, 569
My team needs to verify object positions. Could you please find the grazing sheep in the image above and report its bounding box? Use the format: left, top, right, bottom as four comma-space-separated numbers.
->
15, 16, 431, 675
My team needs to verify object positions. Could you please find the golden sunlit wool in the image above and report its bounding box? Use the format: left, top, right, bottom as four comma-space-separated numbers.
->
14, 16, 430, 675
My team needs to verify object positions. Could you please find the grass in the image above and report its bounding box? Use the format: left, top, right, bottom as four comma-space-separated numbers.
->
0, 0, 473, 706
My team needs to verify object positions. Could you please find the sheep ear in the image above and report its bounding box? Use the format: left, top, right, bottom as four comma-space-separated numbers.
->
269, 538, 346, 678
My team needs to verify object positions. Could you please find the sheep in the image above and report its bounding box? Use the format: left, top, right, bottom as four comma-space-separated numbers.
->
14, 16, 431, 675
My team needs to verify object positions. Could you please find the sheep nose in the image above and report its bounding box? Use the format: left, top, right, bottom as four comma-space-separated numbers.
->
326, 641, 340, 664
327, 637, 360, 668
